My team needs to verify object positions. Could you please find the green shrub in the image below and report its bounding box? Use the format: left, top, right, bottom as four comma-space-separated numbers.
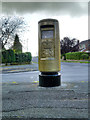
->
25, 52, 32, 63
2, 50, 9, 64
66, 52, 89, 60
15, 53, 19, 63
0, 52, 2, 64
15, 52, 32, 64
80, 54, 89, 60
2, 49, 32, 65
2, 49, 15, 64
21, 53, 27, 63
15, 53, 22, 64
7, 49, 15, 63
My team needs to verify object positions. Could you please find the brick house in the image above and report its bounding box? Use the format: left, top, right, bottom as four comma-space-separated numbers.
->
79, 39, 90, 52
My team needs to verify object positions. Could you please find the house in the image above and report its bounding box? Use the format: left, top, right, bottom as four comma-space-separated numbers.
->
79, 39, 90, 52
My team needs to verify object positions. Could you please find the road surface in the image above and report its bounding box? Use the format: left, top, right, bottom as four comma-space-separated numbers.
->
2, 62, 89, 119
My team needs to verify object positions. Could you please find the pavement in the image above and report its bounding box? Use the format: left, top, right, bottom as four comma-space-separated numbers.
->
2, 81, 88, 119
1, 58, 89, 120
1, 63, 38, 74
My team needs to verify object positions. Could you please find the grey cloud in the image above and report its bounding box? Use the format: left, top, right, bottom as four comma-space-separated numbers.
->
2, 2, 88, 17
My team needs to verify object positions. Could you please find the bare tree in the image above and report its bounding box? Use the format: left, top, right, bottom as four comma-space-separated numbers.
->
0, 16, 25, 50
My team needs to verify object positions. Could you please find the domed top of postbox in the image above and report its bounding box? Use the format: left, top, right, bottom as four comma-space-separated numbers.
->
38, 18, 58, 24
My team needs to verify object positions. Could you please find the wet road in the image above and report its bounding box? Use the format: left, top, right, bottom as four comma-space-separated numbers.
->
2, 62, 88, 83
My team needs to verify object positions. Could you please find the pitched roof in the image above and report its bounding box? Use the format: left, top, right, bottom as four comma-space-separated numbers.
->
79, 39, 90, 45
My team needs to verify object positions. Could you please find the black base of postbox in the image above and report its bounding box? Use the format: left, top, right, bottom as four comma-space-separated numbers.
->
39, 72, 61, 87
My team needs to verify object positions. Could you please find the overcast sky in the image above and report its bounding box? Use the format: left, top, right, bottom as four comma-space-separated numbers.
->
1, 2, 88, 56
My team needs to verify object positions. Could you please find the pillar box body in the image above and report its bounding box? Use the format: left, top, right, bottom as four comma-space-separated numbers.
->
38, 19, 61, 87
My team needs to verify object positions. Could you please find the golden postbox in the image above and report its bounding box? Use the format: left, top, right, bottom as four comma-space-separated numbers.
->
38, 19, 61, 87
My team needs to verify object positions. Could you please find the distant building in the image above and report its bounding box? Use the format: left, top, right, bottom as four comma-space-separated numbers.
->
79, 39, 90, 52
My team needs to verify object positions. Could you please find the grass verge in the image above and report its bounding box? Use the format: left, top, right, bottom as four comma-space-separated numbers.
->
61, 60, 90, 63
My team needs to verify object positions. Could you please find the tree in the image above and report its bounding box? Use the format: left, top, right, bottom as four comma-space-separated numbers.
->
0, 16, 25, 50
60, 37, 79, 54
70, 38, 79, 52
13, 34, 22, 53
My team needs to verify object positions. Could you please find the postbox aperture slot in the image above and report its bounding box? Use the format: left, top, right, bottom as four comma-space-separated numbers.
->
41, 25, 54, 29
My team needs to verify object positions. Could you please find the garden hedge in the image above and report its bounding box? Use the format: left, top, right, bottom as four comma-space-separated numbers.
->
66, 52, 90, 60
15, 52, 32, 64
2, 49, 15, 64
2, 50, 32, 65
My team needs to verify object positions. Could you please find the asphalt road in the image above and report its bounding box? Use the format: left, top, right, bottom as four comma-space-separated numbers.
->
2, 62, 88, 84
2, 62, 89, 119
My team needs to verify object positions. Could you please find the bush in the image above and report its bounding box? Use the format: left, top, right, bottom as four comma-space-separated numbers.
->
66, 52, 89, 60
7, 49, 15, 63
0, 52, 2, 64
80, 54, 89, 60
15, 53, 23, 64
15, 53, 19, 63
25, 52, 32, 63
2, 50, 32, 65
2, 50, 10, 64
15, 52, 32, 64
2, 49, 15, 65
